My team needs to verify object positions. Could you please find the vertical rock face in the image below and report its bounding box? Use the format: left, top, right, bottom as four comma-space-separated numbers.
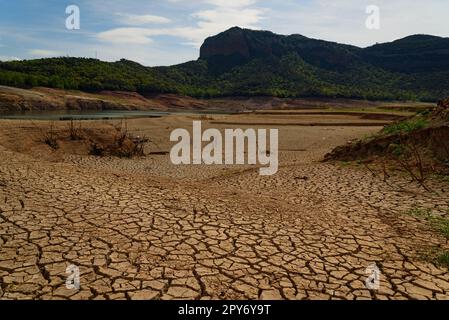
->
198, 27, 291, 74
198, 26, 360, 73
199, 27, 289, 61
200, 27, 251, 59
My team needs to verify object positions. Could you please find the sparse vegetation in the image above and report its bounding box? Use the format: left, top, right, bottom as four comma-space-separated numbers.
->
420, 247, 449, 269
389, 136, 431, 190
406, 205, 449, 239
436, 251, 449, 268
88, 120, 149, 158
410, 205, 449, 269
43, 122, 59, 150
358, 136, 433, 191
326, 98, 449, 192
338, 161, 350, 167
68, 119, 83, 140
383, 117, 428, 135
433, 173, 449, 184
37, 119, 149, 158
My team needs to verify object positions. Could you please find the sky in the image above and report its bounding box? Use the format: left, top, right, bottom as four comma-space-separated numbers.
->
0, 0, 448, 66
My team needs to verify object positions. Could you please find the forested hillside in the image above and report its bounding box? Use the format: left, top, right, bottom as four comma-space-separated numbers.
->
1, 27, 448, 101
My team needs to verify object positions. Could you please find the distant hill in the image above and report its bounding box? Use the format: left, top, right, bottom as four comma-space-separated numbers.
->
1, 27, 449, 101
362, 35, 449, 73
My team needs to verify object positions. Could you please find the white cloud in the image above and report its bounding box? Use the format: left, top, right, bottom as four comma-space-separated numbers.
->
116, 13, 171, 25
97, 28, 155, 44
204, 0, 257, 8
175, 6, 265, 46
29, 49, 63, 57
97, 0, 265, 47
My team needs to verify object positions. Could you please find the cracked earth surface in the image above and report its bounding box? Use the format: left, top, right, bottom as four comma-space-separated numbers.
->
0, 116, 448, 300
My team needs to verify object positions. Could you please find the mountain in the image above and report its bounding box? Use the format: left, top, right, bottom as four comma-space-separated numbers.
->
200, 27, 363, 73
362, 35, 449, 73
1, 27, 449, 101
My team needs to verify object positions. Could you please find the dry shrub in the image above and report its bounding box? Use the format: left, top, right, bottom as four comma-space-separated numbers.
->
89, 120, 149, 158
37, 119, 149, 158
43, 122, 59, 150
387, 134, 431, 191
68, 119, 83, 141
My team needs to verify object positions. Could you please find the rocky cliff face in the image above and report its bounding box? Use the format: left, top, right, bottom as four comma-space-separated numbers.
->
200, 27, 252, 59
199, 27, 296, 74
200, 27, 293, 61
199, 27, 362, 73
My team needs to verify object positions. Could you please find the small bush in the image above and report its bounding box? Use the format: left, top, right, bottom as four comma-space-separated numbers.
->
383, 118, 429, 135
88, 121, 149, 158
389, 137, 430, 190
437, 252, 449, 268
43, 122, 59, 150
68, 119, 83, 141
420, 248, 449, 269
407, 206, 449, 239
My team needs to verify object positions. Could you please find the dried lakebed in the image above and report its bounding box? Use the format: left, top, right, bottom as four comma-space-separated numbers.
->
0, 114, 448, 300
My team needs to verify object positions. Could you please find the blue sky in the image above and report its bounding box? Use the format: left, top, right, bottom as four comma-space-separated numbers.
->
1, 0, 448, 66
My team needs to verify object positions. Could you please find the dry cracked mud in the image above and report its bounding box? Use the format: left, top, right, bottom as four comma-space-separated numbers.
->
0, 115, 448, 300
